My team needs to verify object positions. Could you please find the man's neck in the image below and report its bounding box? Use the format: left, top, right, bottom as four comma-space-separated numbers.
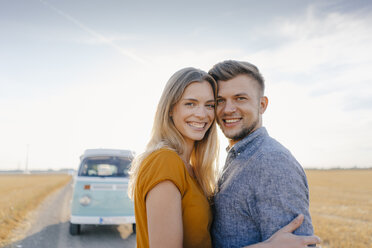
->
228, 139, 240, 148
227, 125, 263, 148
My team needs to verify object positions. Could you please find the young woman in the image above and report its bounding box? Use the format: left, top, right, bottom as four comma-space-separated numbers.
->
128, 67, 320, 248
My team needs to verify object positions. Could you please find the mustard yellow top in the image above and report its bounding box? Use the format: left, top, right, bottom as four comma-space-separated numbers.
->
134, 148, 212, 248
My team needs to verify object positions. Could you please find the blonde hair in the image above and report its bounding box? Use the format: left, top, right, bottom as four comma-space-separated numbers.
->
128, 67, 219, 199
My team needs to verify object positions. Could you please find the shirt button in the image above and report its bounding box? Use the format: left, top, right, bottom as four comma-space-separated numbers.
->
237, 153, 240, 156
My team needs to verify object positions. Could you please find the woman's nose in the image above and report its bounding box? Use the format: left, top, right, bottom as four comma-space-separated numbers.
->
194, 106, 207, 118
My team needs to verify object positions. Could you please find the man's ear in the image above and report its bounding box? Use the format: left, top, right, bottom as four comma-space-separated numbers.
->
259, 96, 268, 114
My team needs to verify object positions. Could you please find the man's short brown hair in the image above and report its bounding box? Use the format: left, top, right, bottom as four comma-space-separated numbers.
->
208, 60, 265, 95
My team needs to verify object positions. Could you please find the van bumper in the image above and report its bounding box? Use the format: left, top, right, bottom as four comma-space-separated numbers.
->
70, 215, 135, 225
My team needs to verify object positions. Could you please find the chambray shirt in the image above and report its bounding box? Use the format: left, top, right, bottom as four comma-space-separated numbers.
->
211, 127, 313, 248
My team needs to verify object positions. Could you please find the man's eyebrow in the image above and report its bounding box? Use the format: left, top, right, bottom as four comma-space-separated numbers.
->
217, 93, 248, 98
234, 93, 248, 96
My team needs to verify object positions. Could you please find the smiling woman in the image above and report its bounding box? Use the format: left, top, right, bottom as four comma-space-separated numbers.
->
170, 81, 215, 154
128, 67, 219, 248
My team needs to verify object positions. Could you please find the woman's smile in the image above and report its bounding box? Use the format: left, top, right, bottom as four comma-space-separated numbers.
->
187, 121, 207, 129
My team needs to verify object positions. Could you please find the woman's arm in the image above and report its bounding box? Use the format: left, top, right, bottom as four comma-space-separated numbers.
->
243, 215, 321, 248
146, 180, 183, 248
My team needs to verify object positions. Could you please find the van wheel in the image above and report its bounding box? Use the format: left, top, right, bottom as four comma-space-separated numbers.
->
69, 222, 81, 235
132, 223, 136, 234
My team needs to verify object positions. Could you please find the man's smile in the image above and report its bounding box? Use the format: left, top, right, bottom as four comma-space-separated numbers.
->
222, 118, 242, 127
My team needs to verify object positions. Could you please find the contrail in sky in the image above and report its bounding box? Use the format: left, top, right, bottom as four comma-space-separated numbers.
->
38, 0, 146, 64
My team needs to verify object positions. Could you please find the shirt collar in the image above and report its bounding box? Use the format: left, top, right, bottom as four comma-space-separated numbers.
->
226, 127, 268, 154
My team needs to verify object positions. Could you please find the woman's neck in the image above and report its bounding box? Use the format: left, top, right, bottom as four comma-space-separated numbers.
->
180, 139, 194, 163
180, 139, 195, 178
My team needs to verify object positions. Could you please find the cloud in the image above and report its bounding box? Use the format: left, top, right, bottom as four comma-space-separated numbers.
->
38, 0, 146, 64
2, 1, 371, 170
247, 4, 372, 109
77, 33, 143, 45
238, 4, 372, 168
251, 7, 372, 72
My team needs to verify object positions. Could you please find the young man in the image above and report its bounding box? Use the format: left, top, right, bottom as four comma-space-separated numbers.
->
209, 60, 314, 248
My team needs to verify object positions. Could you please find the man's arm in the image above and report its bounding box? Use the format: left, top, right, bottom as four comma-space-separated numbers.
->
250, 151, 314, 241
243, 215, 320, 248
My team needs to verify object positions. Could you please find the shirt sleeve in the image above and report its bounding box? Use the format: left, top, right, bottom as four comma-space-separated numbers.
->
249, 151, 314, 241
138, 149, 187, 202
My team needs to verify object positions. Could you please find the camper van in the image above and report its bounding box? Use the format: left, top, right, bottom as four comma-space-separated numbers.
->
69, 149, 136, 235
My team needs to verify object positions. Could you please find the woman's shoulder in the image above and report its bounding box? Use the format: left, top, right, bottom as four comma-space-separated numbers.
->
137, 147, 187, 194
145, 148, 181, 162
140, 148, 185, 174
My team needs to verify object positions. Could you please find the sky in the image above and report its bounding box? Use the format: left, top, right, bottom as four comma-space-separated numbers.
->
1, 0, 371, 171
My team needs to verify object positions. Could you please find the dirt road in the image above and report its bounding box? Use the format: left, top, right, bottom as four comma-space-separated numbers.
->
4, 180, 136, 248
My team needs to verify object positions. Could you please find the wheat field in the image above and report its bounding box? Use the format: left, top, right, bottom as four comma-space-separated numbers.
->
0, 173, 71, 247
307, 169, 372, 248
0, 171, 371, 247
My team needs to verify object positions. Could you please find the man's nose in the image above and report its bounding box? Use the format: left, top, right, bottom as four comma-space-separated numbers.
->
223, 100, 237, 114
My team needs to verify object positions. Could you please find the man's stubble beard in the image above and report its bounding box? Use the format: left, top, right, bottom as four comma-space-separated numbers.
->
218, 110, 260, 142
224, 118, 259, 142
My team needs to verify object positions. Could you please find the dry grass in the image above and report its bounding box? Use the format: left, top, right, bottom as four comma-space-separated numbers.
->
0, 170, 371, 247
0, 173, 71, 246
307, 169, 372, 248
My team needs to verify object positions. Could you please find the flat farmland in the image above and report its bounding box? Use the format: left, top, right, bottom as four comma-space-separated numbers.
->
0, 171, 371, 248
0, 174, 71, 247
307, 169, 372, 248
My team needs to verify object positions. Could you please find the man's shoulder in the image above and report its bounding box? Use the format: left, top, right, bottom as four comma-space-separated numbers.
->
239, 130, 290, 156
243, 134, 304, 174
243, 133, 291, 161
261, 134, 291, 154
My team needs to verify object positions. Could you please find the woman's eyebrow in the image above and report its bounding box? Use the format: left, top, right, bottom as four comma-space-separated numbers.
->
182, 98, 215, 103
182, 98, 198, 101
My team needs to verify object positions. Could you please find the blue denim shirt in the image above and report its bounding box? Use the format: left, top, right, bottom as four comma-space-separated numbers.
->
211, 127, 313, 248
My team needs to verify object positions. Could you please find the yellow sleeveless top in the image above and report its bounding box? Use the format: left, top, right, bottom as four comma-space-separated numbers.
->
134, 148, 212, 248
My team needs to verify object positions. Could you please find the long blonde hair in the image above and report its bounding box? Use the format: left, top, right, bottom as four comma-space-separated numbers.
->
128, 67, 219, 199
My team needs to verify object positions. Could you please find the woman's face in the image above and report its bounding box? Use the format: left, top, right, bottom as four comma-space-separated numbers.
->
171, 81, 215, 146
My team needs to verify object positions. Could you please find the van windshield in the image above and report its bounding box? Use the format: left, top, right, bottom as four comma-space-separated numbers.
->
78, 156, 131, 177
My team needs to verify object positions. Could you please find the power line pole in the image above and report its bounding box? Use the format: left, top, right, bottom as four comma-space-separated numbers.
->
25, 144, 30, 174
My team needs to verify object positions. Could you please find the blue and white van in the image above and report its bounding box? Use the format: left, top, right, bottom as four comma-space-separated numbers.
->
69, 149, 136, 235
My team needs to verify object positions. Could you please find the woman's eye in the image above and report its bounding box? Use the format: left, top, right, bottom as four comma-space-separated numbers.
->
236, 97, 246, 101
206, 104, 215, 109
185, 102, 195, 107
217, 99, 225, 105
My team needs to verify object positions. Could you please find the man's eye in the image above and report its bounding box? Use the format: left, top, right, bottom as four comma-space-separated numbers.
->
236, 97, 246, 101
217, 99, 225, 104
206, 104, 215, 109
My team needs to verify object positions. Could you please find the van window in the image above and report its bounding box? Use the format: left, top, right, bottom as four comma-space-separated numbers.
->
78, 156, 131, 177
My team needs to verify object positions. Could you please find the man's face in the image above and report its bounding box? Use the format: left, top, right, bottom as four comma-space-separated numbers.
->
216, 74, 267, 146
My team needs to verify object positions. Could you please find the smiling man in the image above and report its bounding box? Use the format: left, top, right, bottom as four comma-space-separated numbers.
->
209, 60, 314, 248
